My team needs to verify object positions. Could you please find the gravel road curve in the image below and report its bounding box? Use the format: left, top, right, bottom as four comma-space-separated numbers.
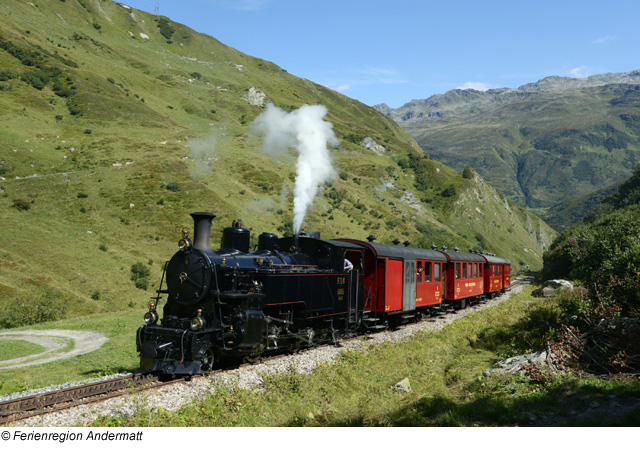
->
0, 330, 108, 370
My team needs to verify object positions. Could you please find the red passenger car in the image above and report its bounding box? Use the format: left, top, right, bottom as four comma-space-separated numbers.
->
338, 240, 447, 315
439, 250, 485, 303
481, 254, 511, 295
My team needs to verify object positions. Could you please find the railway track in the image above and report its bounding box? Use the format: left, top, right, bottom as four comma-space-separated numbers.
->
0, 277, 531, 426
0, 373, 179, 425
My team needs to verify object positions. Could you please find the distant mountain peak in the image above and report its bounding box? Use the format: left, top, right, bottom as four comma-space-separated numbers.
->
377, 69, 640, 231
376, 70, 640, 121
518, 70, 640, 93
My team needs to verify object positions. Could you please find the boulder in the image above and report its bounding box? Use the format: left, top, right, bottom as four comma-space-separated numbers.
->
392, 377, 412, 393
487, 350, 550, 375
532, 279, 574, 298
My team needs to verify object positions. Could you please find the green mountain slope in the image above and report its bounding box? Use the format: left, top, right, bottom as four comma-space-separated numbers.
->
540, 165, 640, 313
541, 182, 620, 232
376, 72, 640, 226
0, 0, 554, 327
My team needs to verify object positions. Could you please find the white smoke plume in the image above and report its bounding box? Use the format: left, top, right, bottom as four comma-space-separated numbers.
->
252, 103, 338, 234
188, 134, 218, 178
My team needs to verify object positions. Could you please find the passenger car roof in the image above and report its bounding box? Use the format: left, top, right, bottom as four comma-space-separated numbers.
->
439, 251, 486, 262
336, 240, 448, 261
480, 254, 511, 264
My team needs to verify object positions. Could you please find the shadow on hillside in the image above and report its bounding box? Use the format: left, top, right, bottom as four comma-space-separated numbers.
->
286, 382, 640, 427
280, 304, 640, 427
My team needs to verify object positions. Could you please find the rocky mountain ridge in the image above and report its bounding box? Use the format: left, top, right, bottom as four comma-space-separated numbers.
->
376, 70, 640, 123
375, 70, 640, 228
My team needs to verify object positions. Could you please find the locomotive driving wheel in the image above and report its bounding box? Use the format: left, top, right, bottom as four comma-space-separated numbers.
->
200, 347, 217, 372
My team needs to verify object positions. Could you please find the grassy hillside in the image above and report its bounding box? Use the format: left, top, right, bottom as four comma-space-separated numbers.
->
378, 74, 640, 228
0, 0, 554, 328
541, 181, 620, 232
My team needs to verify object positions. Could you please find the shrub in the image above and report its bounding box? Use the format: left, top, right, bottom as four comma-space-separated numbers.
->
354, 201, 367, 211
277, 221, 294, 238
462, 167, 474, 179
0, 71, 17, 81
157, 18, 175, 41
568, 205, 640, 316
396, 157, 409, 170
441, 185, 457, 197
0, 287, 68, 328
21, 72, 48, 90
325, 188, 345, 206
165, 181, 180, 192
52, 79, 75, 98
67, 97, 84, 116
11, 198, 30, 211
553, 287, 603, 328
130, 262, 151, 290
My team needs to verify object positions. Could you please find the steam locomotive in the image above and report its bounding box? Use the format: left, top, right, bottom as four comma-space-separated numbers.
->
136, 212, 510, 375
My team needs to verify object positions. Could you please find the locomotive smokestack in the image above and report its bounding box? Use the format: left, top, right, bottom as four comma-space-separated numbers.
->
293, 233, 300, 251
190, 212, 216, 252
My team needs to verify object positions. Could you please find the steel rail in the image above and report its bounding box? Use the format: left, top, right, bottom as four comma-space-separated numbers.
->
0, 372, 173, 425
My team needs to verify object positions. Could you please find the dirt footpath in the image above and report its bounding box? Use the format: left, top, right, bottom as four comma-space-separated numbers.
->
0, 329, 108, 369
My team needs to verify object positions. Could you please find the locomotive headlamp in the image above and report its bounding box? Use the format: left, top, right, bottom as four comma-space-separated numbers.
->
144, 310, 159, 325
144, 302, 158, 325
179, 238, 191, 251
190, 309, 206, 330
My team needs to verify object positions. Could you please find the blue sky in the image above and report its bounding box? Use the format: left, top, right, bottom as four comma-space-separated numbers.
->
122, 0, 639, 108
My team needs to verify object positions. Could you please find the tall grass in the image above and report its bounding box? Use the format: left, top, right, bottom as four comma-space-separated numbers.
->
92, 288, 640, 427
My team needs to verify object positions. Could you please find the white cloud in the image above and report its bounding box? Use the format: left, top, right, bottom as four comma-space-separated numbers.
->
569, 66, 590, 78
592, 35, 615, 44
334, 84, 351, 92
456, 81, 499, 91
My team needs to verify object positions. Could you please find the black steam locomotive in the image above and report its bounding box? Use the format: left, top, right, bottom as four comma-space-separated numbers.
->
136, 212, 510, 375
